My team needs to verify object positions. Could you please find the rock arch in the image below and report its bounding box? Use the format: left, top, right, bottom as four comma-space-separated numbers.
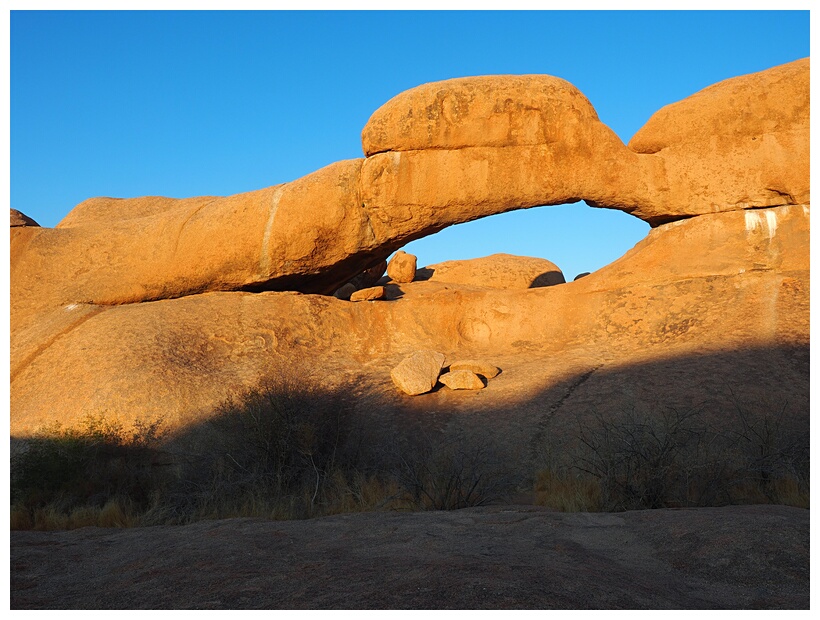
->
11, 58, 809, 317
9, 58, 810, 436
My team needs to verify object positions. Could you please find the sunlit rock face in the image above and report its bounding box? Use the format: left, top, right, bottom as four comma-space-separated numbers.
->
10, 59, 809, 459
628, 58, 809, 223
415, 254, 566, 289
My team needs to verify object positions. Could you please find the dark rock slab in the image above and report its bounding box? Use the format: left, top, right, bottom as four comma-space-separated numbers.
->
11, 504, 808, 609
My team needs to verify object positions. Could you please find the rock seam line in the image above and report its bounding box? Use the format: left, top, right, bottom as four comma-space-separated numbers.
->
529, 365, 601, 463
259, 185, 286, 278
172, 197, 220, 257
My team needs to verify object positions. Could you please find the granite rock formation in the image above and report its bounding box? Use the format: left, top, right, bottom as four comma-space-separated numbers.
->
9, 58, 809, 472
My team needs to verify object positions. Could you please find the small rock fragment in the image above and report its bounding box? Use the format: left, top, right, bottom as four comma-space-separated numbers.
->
387, 250, 417, 283
440, 370, 485, 390
448, 360, 500, 379
350, 285, 386, 302
391, 350, 446, 395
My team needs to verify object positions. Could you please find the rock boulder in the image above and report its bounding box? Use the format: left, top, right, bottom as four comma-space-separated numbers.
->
448, 360, 500, 379
439, 370, 486, 390
423, 254, 564, 289
628, 58, 809, 222
10, 209, 39, 228
390, 350, 446, 396
387, 251, 417, 283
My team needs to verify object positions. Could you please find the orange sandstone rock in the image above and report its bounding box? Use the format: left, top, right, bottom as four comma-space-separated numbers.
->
628, 58, 810, 224
439, 370, 486, 390
390, 350, 446, 396
360, 74, 655, 235
11, 159, 385, 321
423, 254, 565, 289
350, 286, 385, 302
362, 60, 809, 227
448, 360, 500, 379
7, 61, 810, 443
11, 60, 809, 329
363, 74, 620, 155
387, 250, 417, 283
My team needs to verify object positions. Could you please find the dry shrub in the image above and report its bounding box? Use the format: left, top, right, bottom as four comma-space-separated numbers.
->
10, 377, 512, 529
534, 397, 809, 512
11, 414, 167, 530
533, 470, 600, 512
165, 375, 365, 521
390, 430, 511, 511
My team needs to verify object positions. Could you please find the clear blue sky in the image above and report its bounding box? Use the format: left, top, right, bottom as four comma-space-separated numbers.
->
10, 10, 810, 280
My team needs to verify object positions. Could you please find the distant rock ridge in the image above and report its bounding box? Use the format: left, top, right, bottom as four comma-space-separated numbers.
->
419, 254, 565, 289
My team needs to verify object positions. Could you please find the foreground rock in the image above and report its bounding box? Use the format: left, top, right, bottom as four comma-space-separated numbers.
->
449, 360, 500, 379
390, 350, 446, 396
439, 370, 485, 390
10, 505, 809, 609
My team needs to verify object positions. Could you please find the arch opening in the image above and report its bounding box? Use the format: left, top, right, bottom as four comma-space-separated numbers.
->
396, 202, 650, 284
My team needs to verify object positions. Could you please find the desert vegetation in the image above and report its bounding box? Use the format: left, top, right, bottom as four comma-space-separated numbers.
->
10, 379, 808, 531
533, 396, 809, 512
10, 378, 507, 530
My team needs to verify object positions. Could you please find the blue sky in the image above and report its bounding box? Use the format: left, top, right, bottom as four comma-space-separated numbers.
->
10, 10, 810, 280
